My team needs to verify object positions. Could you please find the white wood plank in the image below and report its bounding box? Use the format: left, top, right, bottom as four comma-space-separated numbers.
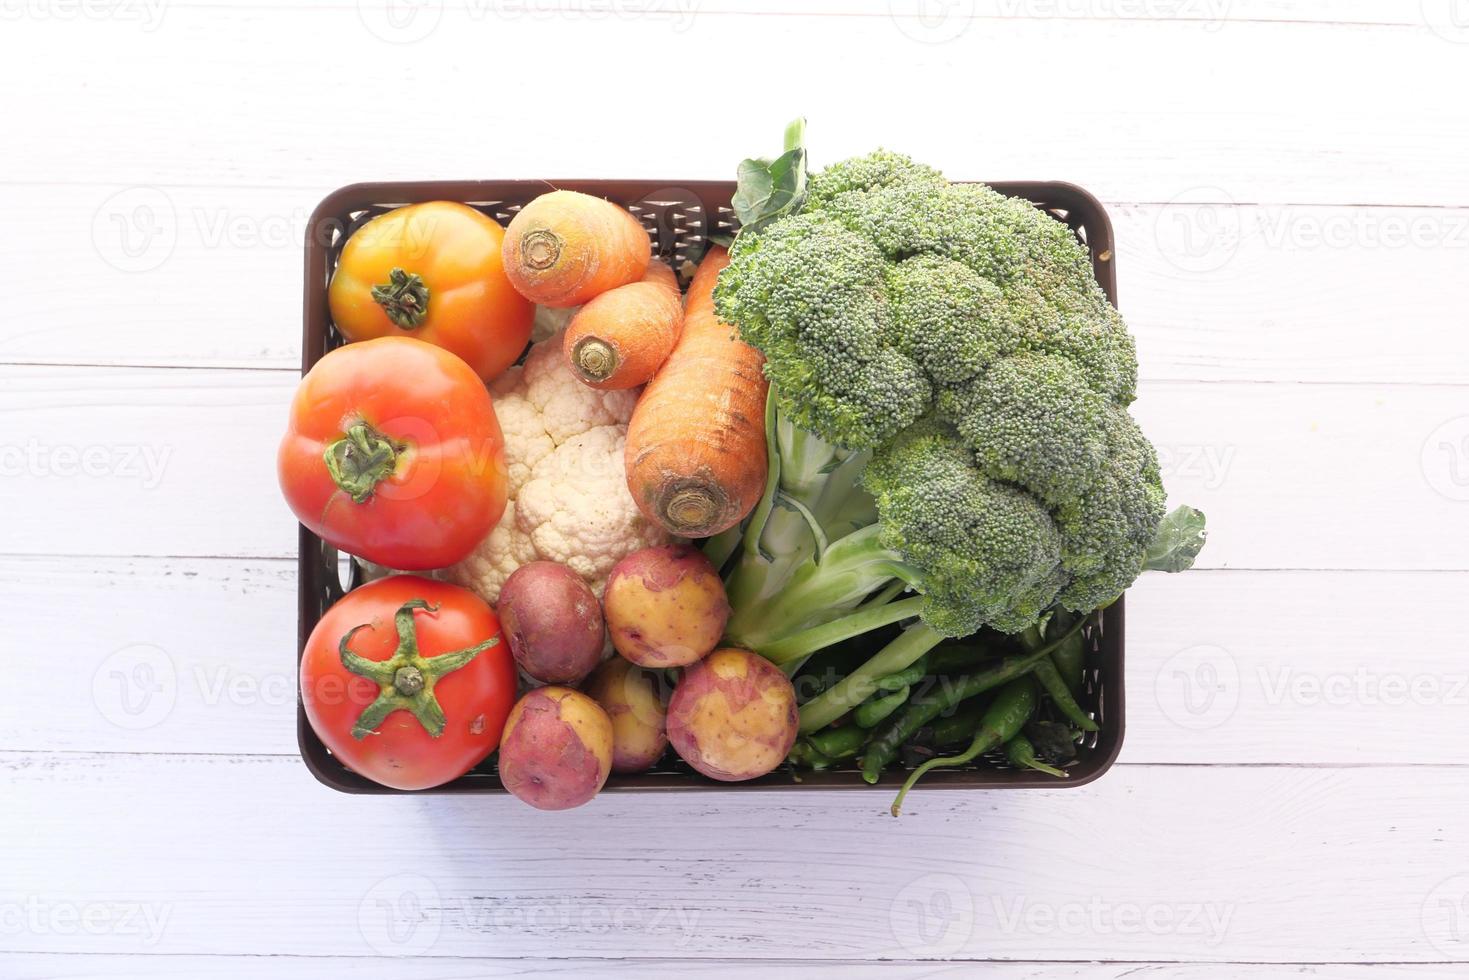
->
10, 186, 1468, 388
6, 365, 1467, 570
1120, 203, 1469, 385
6, 555, 1465, 767
0, 365, 299, 559
0, 557, 302, 755
1127, 380, 1469, 571
2, 10, 1466, 206
1123, 569, 1469, 763
104, 0, 1444, 27
1, 755, 1465, 962
4, 954, 1466, 979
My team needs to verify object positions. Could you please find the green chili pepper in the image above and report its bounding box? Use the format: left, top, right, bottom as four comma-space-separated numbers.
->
788, 724, 867, 769
1034, 657, 1099, 732
1005, 734, 1067, 778
786, 741, 830, 769
859, 613, 1091, 784
874, 657, 927, 692
928, 698, 989, 748
890, 676, 1038, 816
855, 686, 910, 728
927, 644, 995, 675
1049, 630, 1085, 695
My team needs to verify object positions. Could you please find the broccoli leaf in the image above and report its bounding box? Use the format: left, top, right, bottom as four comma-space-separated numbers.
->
1143, 505, 1208, 573
731, 117, 808, 235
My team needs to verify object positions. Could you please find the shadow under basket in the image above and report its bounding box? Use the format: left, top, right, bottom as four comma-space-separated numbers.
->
297, 178, 1127, 794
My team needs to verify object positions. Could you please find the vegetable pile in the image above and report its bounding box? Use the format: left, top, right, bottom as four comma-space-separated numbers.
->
285, 122, 1206, 814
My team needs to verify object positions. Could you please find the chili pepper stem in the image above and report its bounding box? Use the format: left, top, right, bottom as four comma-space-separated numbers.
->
1006, 735, 1068, 778
890, 729, 993, 818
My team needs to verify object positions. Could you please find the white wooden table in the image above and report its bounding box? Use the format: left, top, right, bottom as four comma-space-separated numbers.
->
4, 2, 1468, 976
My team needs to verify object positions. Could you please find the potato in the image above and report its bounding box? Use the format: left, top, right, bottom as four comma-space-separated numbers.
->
603, 544, 729, 668
584, 657, 668, 774
497, 686, 613, 810
666, 648, 799, 782
497, 561, 604, 684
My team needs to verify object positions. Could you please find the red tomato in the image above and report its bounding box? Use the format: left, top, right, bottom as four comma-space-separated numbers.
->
277, 336, 507, 570
300, 576, 516, 791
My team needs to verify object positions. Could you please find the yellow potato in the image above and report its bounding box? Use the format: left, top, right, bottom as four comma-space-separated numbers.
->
666, 648, 798, 782
584, 657, 669, 774
603, 545, 730, 668
497, 686, 613, 810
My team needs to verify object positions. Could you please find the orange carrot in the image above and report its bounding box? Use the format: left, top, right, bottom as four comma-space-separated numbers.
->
563, 259, 683, 390
502, 190, 651, 308
625, 247, 769, 538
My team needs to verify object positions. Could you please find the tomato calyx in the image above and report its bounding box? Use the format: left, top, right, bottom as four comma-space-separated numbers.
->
323, 422, 405, 504
337, 599, 500, 740
370, 268, 431, 329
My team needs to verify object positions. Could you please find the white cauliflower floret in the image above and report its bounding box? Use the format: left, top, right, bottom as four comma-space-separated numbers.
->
445, 331, 670, 604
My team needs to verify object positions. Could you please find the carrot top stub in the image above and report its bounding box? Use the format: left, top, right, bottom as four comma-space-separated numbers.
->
563, 259, 683, 390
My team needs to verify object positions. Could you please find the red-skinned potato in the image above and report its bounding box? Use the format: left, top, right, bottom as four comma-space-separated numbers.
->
584, 657, 668, 774
497, 687, 613, 810
497, 561, 604, 684
603, 544, 730, 668
666, 648, 798, 782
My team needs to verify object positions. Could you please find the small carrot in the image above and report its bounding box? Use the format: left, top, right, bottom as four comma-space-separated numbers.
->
502, 190, 651, 308
563, 259, 682, 390
625, 247, 769, 538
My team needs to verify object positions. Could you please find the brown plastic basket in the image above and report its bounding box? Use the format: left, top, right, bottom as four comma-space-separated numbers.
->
297, 178, 1125, 794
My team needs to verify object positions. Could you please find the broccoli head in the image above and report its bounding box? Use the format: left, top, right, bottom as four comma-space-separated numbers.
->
714, 150, 1171, 630
861, 419, 1066, 636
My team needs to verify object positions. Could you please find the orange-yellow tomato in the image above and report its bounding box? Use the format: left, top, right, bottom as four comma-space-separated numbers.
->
328, 201, 534, 382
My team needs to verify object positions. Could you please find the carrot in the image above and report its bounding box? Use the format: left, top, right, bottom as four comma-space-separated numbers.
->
625, 247, 769, 538
563, 259, 682, 390
502, 190, 651, 308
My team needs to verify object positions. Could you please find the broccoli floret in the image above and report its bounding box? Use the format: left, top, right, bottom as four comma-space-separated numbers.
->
1055, 405, 1167, 612
941, 351, 1110, 508
715, 153, 1139, 452
804, 150, 947, 209
885, 254, 1013, 386
722, 213, 931, 447
716, 149, 1182, 641
862, 419, 1065, 637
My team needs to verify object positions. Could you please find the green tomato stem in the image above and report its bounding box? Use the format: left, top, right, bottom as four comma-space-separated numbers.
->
337, 599, 498, 739
323, 423, 403, 504
370, 268, 430, 329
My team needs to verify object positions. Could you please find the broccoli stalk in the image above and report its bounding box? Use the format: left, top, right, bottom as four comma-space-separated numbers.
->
712, 393, 946, 733
720, 391, 892, 649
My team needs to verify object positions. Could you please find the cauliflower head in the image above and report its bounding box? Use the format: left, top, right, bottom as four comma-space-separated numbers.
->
444, 331, 671, 604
